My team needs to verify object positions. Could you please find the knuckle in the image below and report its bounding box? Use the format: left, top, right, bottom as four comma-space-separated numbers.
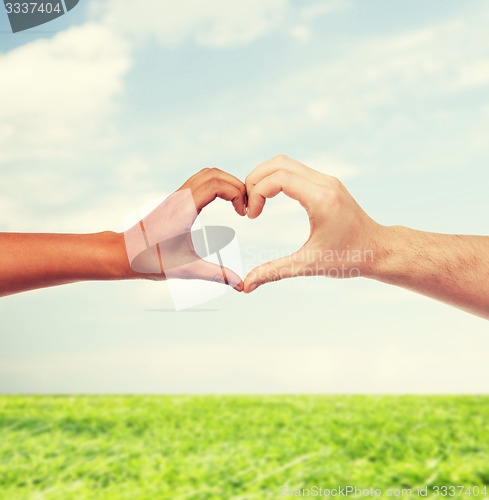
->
273, 154, 289, 163
207, 177, 221, 190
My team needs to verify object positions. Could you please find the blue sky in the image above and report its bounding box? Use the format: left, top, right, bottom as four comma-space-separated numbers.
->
0, 0, 488, 393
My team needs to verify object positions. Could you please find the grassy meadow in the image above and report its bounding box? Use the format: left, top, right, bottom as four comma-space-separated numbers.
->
1, 396, 489, 499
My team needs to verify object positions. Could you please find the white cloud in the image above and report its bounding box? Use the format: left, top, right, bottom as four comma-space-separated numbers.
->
0, 22, 138, 232
111, 155, 153, 191
453, 58, 489, 89
0, 163, 166, 233
270, 13, 489, 138
300, 1, 347, 21
0, 22, 131, 163
90, 0, 289, 48
90, 0, 350, 49
289, 0, 349, 44
170, 3, 489, 176
289, 25, 311, 44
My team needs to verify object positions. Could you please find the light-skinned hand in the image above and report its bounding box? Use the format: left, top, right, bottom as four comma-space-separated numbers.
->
244, 155, 381, 293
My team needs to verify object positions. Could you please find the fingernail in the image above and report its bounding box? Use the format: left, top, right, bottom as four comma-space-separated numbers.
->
247, 283, 259, 293
234, 282, 244, 292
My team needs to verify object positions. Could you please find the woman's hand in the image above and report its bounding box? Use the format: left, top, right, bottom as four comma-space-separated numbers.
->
124, 168, 247, 291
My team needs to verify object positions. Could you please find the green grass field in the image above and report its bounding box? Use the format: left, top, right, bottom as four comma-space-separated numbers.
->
1, 396, 489, 499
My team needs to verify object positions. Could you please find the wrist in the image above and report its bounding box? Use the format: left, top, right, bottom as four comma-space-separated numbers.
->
362, 224, 409, 280
109, 231, 168, 281
103, 231, 141, 280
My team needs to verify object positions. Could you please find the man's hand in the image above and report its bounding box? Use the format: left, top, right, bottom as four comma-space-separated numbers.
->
244, 155, 381, 292
244, 154, 489, 320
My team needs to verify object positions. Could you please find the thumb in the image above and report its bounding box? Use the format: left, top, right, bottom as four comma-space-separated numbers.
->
244, 251, 305, 293
189, 259, 244, 292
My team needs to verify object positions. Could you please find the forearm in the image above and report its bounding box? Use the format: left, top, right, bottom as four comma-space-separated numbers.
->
0, 231, 138, 297
367, 225, 489, 319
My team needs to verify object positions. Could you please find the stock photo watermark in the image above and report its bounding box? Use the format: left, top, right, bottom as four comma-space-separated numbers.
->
278, 485, 488, 497
243, 245, 375, 280
2, 0, 79, 33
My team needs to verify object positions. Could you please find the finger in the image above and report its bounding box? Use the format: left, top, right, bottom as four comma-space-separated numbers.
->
246, 169, 318, 219
191, 259, 244, 291
193, 179, 246, 216
201, 168, 245, 193
178, 168, 247, 215
243, 251, 304, 293
201, 168, 247, 215
245, 155, 326, 193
